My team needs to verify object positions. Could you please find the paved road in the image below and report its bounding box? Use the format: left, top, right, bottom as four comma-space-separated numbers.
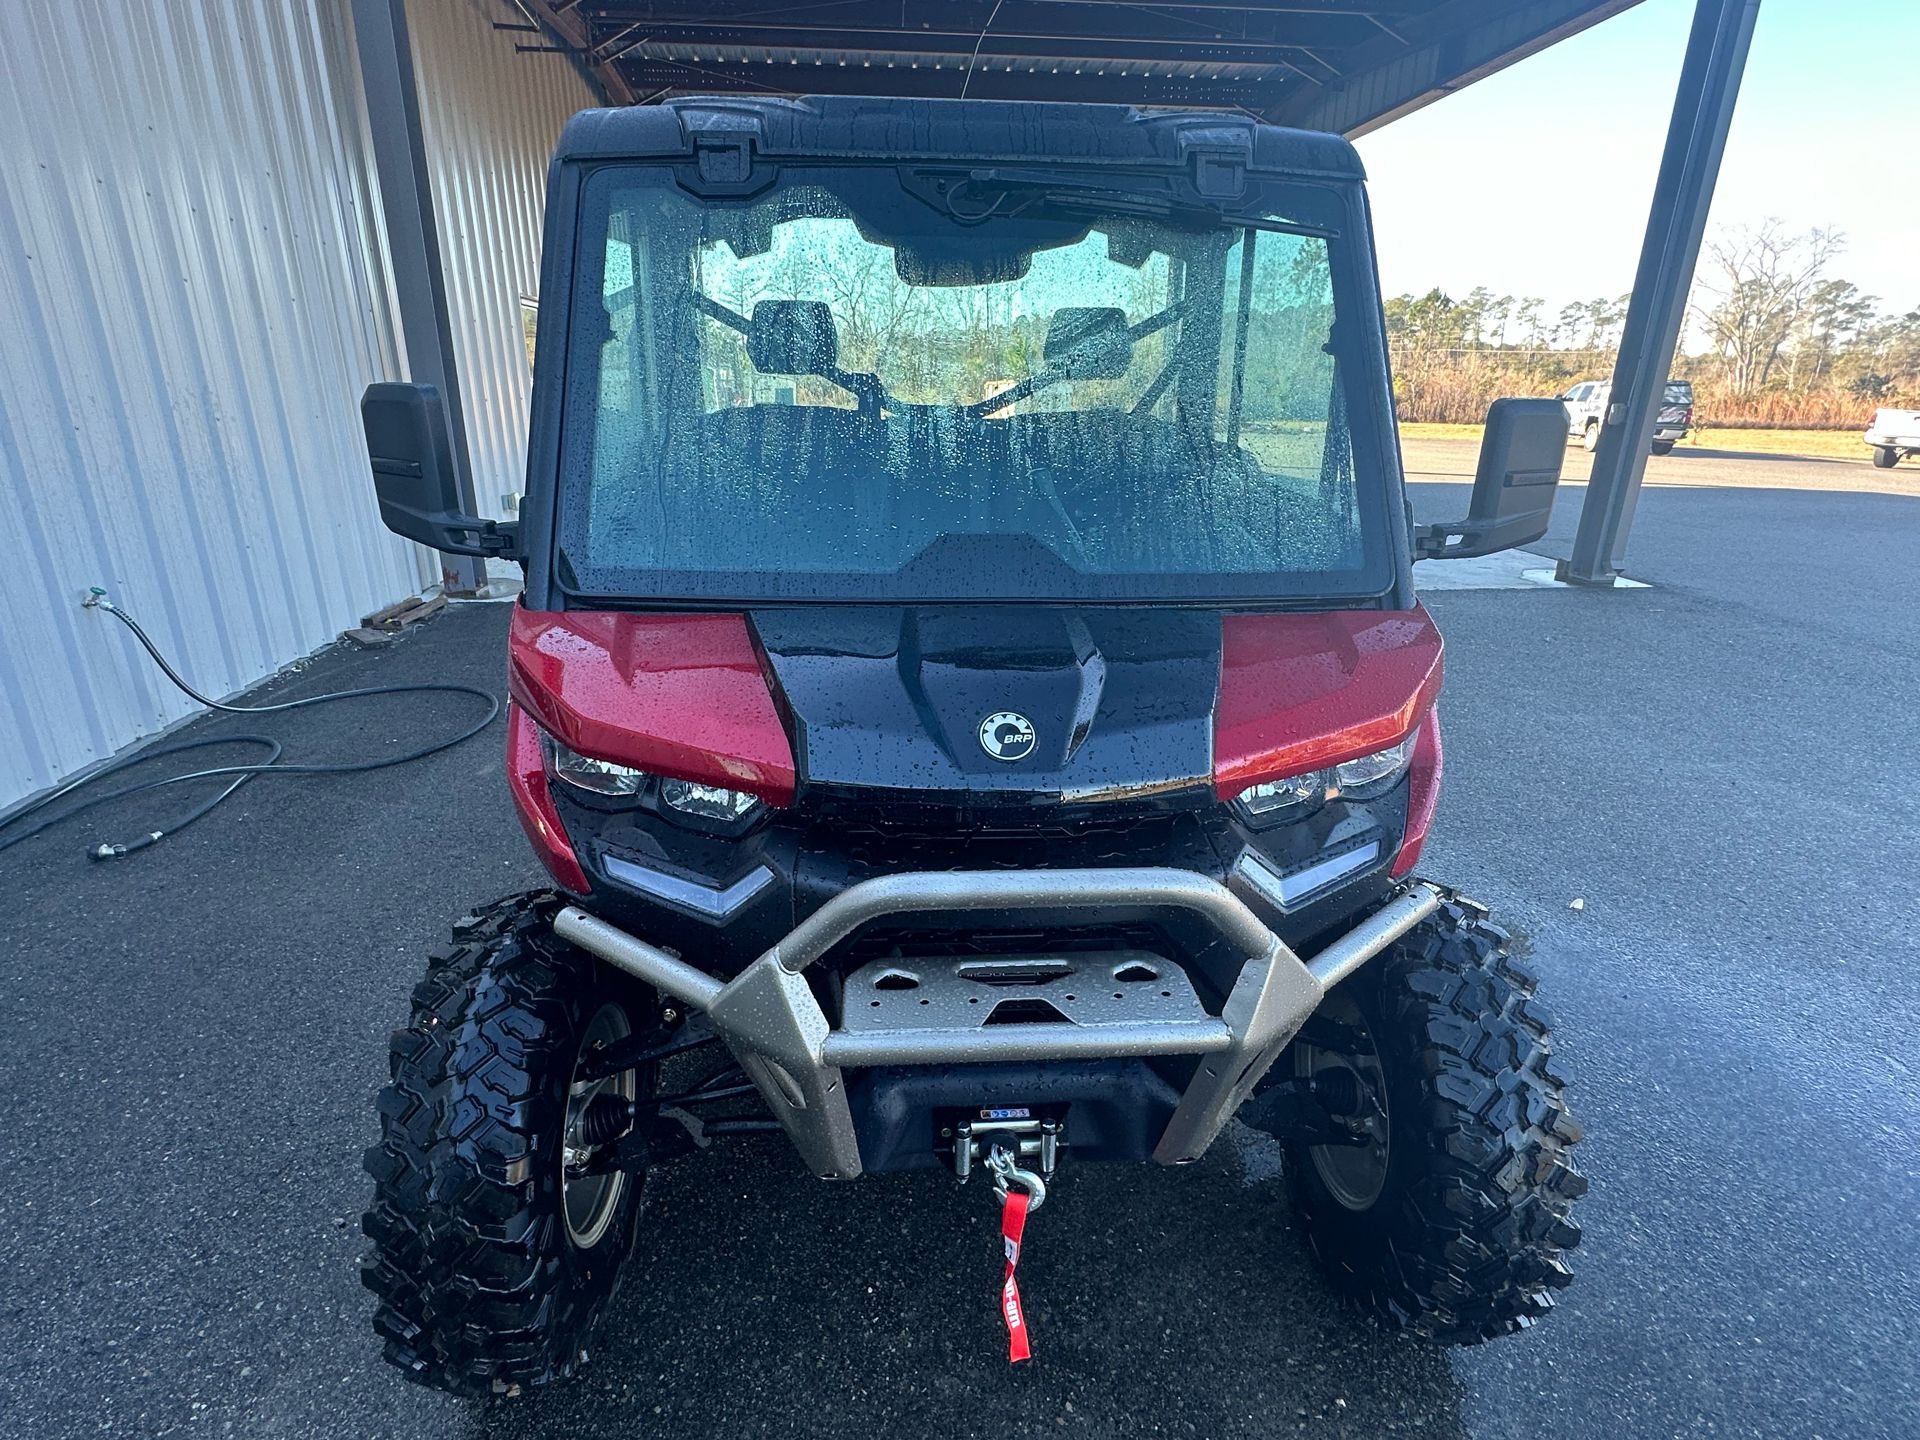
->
1, 444, 1915, 1439
1406, 438, 1920, 1439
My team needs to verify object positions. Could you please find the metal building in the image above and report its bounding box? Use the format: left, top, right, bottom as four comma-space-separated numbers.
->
0, 0, 1753, 815
0, 0, 596, 811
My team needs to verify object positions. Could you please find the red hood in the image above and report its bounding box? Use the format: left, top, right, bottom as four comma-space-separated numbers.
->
507, 606, 797, 805
1213, 606, 1444, 798
506, 601, 1442, 814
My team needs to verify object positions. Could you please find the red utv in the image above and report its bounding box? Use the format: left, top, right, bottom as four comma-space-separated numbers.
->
359, 96, 1584, 1396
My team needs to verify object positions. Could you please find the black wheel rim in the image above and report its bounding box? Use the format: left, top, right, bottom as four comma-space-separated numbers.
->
1294, 989, 1392, 1211
562, 1002, 635, 1250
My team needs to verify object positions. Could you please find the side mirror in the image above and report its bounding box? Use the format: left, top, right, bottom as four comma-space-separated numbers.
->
1414, 398, 1565, 560
360, 383, 517, 558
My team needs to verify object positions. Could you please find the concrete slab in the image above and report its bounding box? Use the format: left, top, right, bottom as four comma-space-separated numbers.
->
1415, 549, 1649, 591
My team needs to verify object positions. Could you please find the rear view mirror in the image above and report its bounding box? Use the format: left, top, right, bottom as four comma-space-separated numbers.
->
361, 383, 517, 558
1414, 398, 1566, 560
747, 300, 840, 376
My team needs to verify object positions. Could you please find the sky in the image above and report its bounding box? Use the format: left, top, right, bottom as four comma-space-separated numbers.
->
1353, 0, 1920, 329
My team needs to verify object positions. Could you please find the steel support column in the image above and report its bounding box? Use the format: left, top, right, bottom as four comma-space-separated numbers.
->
351, 0, 486, 595
1562, 0, 1761, 585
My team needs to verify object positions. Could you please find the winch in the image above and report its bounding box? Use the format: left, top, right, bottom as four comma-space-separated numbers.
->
947, 1109, 1064, 1186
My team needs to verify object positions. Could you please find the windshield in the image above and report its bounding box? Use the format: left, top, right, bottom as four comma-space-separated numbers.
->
557, 165, 1391, 602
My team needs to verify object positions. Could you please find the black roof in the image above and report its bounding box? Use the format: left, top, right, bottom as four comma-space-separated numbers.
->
556, 95, 1365, 180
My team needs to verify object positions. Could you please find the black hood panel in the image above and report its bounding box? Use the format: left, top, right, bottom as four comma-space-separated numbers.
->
751, 608, 1220, 809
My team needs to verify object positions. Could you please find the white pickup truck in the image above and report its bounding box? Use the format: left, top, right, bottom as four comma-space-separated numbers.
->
1865, 408, 1920, 468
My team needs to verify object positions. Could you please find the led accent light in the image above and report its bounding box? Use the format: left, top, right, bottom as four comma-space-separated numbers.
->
1234, 841, 1383, 912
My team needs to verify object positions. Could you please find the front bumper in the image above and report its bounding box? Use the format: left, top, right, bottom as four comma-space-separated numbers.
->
553, 869, 1443, 1179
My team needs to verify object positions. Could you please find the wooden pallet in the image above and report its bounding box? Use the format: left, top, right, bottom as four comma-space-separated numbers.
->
360, 593, 447, 632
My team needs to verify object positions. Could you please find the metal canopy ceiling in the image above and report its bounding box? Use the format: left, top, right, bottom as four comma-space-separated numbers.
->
515, 0, 1640, 136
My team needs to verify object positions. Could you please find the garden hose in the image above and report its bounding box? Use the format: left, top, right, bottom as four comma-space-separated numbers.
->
0, 589, 500, 861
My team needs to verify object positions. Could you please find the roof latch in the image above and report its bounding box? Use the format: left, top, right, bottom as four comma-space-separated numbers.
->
1174, 122, 1252, 200
676, 106, 774, 196
696, 133, 753, 187
1191, 150, 1246, 199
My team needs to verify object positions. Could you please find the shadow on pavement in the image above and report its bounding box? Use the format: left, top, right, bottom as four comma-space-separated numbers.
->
464, 1133, 1469, 1440
1670, 445, 1857, 465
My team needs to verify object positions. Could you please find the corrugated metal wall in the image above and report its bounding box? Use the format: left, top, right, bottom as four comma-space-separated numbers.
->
411, 0, 596, 520
0, 0, 594, 811
0, 0, 417, 810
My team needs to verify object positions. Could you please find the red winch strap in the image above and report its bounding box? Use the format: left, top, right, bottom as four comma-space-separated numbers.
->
1000, 1189, 1032, 1363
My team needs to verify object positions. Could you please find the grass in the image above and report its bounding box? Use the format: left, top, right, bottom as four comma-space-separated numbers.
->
1683, 426, 1876, 460
1398, 420, 1878, 462
1397, 422, 1488, 442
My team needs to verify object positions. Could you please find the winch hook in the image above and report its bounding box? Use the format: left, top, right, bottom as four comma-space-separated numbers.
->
985, 1142, 1047, 1214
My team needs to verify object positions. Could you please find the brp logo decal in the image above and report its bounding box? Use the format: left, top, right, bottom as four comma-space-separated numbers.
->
979, 712, 1036, 762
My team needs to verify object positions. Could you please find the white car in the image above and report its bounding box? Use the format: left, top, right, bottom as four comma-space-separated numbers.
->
1559, 378, 1693, 455
1864, 408, 1920, 468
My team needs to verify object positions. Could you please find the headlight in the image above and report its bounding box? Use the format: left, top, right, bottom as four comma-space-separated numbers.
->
541, 734, 768, 826
542, 735, 644, 796
660, 777, 763, 823
1331, 731, 1418, 798
1234, 729, 1419, 821
1235, 771, 1325, 820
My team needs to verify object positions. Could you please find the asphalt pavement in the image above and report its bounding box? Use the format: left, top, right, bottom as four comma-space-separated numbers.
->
1, 441, 1915, 1439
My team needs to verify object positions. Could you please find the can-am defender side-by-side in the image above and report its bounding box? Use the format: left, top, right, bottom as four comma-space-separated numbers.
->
359, 97, 1585, 1395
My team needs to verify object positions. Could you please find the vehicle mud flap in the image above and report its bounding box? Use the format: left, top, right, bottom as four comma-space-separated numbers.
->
706, 955, 863, 1179
1152, 938, 1324, 1163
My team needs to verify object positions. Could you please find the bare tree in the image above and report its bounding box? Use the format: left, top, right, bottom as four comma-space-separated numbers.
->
1691, 220, 1844, 395
813, 242, 922, 373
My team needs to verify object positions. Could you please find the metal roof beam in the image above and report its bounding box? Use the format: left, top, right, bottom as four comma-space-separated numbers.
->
621, 56, 1281, 86
571, 7, 1388, 50
577, 1, 1430, 15
525, 0, 637, 98
601, 42, 1307, 72
612, 62, 1282, 107
1012, 0, 1425, 10
569, 24, 1368, 63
